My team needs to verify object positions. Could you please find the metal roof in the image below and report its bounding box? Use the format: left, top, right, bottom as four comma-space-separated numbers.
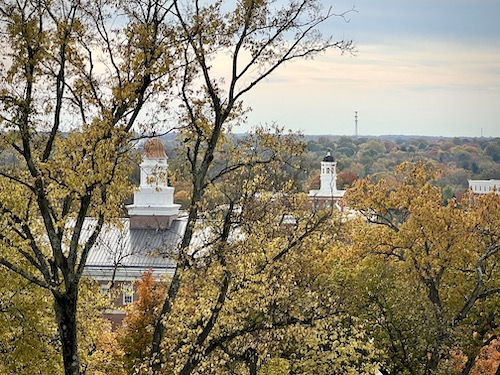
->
83, 217, 186, 271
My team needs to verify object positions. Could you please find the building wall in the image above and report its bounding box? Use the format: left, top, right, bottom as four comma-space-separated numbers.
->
309, 195, 345, 211
98, 280, 138, 328
468, 179, 500, 194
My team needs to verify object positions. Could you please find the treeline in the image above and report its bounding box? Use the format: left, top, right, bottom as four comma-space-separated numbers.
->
164, 135, 500, 208
304, 135, 500, 196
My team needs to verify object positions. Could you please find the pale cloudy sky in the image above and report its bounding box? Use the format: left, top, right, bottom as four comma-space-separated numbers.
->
241, 0, 500, 137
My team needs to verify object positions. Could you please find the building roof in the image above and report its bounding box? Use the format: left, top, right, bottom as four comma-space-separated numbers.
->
468, 179, 500, 184
323, 152, 335, 162
83, 217, 186, 280
143, 138, 167, 159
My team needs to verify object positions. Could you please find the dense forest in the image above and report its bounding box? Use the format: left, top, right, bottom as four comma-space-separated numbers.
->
165, 135, 500, 208
304, 135, 500, 195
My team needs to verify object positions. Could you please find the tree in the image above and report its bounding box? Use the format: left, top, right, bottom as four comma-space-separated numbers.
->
1, 0, 354, 372
77, 279, 126, 375
147, 0, 354, 372
470, 339, 500, 374
0, 0, 176, 373
0, 258, 124, 374
484, 142, 500, 163
145, 128, 343, 373
0, 267, 61, 373
118, 271, 168, 373
120, 188, 380, 374
337, 169, 358, 189
343, 162, 500, 374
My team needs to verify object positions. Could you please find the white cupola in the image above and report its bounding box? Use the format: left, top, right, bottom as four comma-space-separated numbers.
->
126, 139, 181, 229
319, 152, 337, 193
308, 151, 345, 211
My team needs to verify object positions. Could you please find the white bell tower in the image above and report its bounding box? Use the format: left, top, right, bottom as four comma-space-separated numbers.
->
127, 139, 180, 229
320, 152, 337, 193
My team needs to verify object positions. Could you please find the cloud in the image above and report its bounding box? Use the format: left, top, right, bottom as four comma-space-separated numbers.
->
201, 1, 500, 137
334, 0, 500, 43
240, 36, 500, 137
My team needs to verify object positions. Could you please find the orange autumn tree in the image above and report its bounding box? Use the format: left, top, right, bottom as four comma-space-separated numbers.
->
118, 271, 168, 373
471, 339, 500, 374
453, 339, 500, 375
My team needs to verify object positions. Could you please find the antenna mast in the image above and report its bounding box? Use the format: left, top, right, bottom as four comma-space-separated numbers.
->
355, 111, 358, 138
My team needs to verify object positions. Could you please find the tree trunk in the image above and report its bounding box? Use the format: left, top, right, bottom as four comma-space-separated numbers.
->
151, 190, 202, 373
461, 356, 475, 375
53, 285, 80, 375
151, 267, 183, 373
245, 348, 258, 375
425, 279, 446, 374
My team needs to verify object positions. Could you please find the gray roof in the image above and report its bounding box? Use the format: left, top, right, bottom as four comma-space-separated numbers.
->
83, 217, 186, 272
323, 153, 335, 162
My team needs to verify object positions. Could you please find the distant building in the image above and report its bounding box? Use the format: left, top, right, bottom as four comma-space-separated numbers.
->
308, 152, 346, 210
468, 179, 500, 195
83, 146, 352, 325
83, 139, 185, 325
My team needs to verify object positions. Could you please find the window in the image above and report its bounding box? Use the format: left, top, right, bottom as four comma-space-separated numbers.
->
124, 293, 133, 305
123, 284, 134, 305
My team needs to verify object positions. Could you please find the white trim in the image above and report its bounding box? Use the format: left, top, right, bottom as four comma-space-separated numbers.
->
83, 266, 176, 282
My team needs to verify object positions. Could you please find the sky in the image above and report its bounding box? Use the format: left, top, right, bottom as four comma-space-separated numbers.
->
240, 0, 500, 137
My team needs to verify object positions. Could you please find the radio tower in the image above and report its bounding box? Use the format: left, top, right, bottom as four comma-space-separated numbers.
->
354, 111, 358, 138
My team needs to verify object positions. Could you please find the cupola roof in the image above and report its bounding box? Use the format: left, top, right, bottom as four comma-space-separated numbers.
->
323, 152, 334, 162
143, 139, 167, 159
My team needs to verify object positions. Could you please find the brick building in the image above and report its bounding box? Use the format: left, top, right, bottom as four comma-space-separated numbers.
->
83, 139, 184, 325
